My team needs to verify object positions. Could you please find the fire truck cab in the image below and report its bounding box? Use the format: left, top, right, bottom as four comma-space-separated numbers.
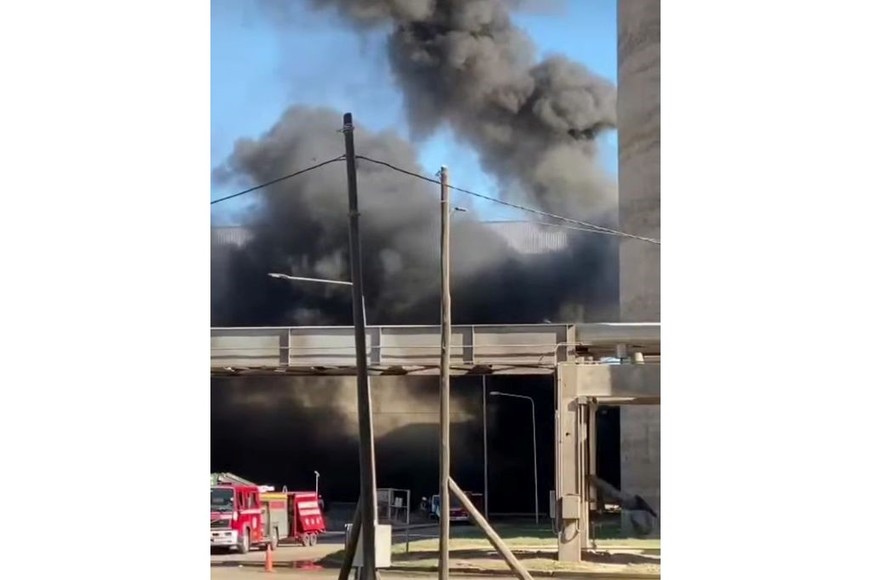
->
210, 483, 273, 553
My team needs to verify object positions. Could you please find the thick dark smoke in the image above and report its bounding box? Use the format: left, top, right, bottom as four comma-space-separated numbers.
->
213, 0, 619, 326
308, 0, 618, 217
211, 376, 486, 501
211, 1, 622, 501
212, 373, 622, 506
211, 107, 617, 326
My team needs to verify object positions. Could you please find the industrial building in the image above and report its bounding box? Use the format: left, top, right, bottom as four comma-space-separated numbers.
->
211, 220, 578, 257
617, 0, 661, 534
210, 0, 661, 554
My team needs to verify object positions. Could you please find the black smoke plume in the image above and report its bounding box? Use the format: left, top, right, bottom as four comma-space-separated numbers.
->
307, 0, 617, 216
211, 374, 577, 507
213, 0, 619, 326
211, 107, 617, 326
211, 375, 487, 502
211, 2, 620, 499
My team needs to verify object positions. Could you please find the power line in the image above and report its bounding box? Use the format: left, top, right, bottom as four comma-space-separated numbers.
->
210, 155, 346, 206
513, 219, 640, 239
209, 151, 660, 245
355, 155, 660, 245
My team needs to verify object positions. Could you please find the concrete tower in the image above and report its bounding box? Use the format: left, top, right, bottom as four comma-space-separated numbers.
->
617, 0, 661, 534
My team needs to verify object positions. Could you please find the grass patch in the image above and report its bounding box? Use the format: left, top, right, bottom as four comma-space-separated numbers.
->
387, 555, 660, 575
397, 523, 660, 551
320, 522, 660, 575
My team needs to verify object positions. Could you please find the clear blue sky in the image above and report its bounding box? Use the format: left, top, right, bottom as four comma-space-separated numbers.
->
211, 0, 617, 224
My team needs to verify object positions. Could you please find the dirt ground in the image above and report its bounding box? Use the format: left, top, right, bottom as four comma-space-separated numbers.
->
211, 528, 660, 579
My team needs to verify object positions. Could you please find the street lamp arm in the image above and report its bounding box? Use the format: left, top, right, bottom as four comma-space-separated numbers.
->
269, 271, 367, 327
490, 392, 534, 403
268, 273, 354, 286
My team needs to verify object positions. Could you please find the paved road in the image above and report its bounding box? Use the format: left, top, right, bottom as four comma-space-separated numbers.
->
211, 532, 343, 570
212, 567, 464, 580
210, 526, 438, 569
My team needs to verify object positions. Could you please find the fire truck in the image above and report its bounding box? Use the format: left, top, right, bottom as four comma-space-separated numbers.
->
210, 473, 326, 552
260, 490, 325, 546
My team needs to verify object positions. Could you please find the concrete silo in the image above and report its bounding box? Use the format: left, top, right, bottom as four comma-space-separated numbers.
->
618, 0, 661, 534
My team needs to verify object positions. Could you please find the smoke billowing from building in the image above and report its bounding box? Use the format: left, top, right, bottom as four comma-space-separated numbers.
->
211, 375, 486, 500
211, 1, 620, 498
213, 0, 620, 327
308, 0, 617, 216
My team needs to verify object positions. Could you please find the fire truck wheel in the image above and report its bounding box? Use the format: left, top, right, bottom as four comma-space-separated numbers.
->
238, 528, 251, 554
310, 534, 318, 546
269, 527, 279, 551
301, 533, 312, 547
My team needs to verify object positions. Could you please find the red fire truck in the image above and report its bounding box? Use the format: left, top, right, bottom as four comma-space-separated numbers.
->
261, 490, 325, 547
210, 473, 326, 552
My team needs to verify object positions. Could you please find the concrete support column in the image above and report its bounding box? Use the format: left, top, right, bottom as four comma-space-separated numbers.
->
589, 402, 598, 513
555, 363, 661, 554
555, 368, 590, 563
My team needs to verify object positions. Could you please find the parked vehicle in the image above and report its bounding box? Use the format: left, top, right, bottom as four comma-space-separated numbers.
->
210, 482, 272, 553
210, 473, 326, 552
261, 490, 326, 547
427, 491, 483, 523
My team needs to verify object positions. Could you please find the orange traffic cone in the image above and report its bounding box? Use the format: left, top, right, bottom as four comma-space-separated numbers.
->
265, 544, 274, 573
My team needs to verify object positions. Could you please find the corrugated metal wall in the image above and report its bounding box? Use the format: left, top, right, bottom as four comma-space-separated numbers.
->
211, 227, 253, 248
210, 221, 571, 256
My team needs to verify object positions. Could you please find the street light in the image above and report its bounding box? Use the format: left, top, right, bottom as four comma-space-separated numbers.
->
269, 269, 376, 564
267, 272, 366, 325
489, 391, 539, 524
268, 273, 353, 286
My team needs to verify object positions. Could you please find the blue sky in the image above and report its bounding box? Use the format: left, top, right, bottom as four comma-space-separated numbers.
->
211, 0, 617, 224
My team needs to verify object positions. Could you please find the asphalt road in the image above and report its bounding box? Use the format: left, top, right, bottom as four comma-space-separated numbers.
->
212, 569, 463, 580
210, 526, 440, 569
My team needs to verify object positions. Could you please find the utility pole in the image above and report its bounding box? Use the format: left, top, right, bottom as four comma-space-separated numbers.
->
483, 375, 489, 520
438, 165, 451, 580
432, 165, 533, 580
531, 400, 539, 524
342, 112, 378, 580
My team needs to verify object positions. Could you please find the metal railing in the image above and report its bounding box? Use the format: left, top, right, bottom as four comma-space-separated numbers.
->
211, 323, 659, 370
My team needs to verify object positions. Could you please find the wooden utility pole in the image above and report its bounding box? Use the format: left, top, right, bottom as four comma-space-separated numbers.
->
483, 375, 489, 520
434, 164, 531, 580
438, 165, 451, 580
341, 112, 378, 580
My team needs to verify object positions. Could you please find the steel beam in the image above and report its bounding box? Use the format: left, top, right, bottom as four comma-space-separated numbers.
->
554, 362, 660, 562
211, 323, 659, 372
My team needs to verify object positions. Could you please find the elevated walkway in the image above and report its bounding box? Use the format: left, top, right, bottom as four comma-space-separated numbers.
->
211, 323, 659, 376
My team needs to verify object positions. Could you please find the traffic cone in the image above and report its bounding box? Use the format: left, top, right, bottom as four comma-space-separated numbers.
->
265, 544, 274, 573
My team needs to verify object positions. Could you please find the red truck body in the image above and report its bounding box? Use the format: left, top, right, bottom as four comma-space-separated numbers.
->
210, 478, 326, 552
261, 491, 326, 546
